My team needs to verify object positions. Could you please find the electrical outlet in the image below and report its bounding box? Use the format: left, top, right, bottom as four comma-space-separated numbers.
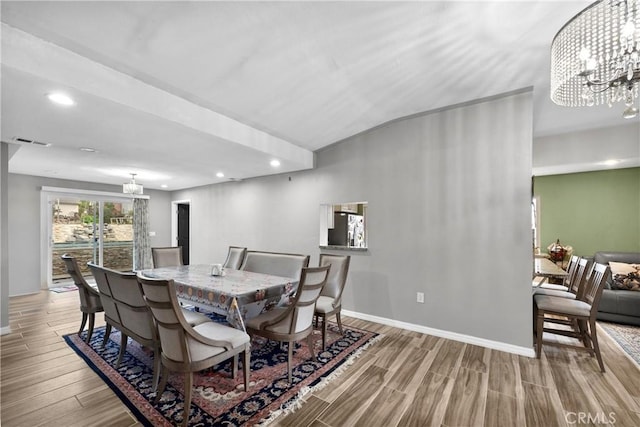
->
416, 292, 425, 303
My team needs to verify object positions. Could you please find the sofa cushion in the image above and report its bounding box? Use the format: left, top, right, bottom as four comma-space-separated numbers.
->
593, 252, 640, 290
598, 290, 619, 313
609, 261, 640, 275
594, 252, 640, 265
612, 271, 640, 291
600, 289, 640, 317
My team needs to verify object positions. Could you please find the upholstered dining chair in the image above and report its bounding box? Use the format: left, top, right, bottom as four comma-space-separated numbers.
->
534, 262, 610, 372
88, 264, 212, 390
61, 254, 104, 343
314, 254, 351, 350
88, 263, 162, 390
534, 257, 591, 299
223, 246, 247, 270
152, 246, 184, 268
536, 255, 580, 291
137, 273, 251, 427
240, 250, 310, 279
533, 258, 592, 335
246, 265, 330, 383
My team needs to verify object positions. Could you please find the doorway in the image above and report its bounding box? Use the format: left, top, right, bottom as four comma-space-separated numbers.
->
171, 200, 190, 265
177, 203, 190, 264
44, 191, 134, 287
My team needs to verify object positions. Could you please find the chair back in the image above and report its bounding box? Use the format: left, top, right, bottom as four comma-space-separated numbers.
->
88, 263, 121, 325
152, 247, 184, 268
289, 266, 330, 334
88, 264, 156, 342
223, 246, 247, 270
581, 263, 611, 309
569, 257, 592, 295
563, 255, 580, 288
61, 254, 99, 310
319, 254, 350, 306
137, 274, 189, 363
241, 250, 310, 281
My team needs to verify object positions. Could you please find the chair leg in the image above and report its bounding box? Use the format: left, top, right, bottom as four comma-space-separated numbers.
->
86, 313, 96, 343
154, 365, 169, 404
152, 347, 161, 392
578, 319, 591, 348
535, 312, 544, 359
78, 312, 88, 336
182, 372, 193, 427
102, 324, 112, 348
287, 341, 293, 383
116, 334, 128, 369
232, 354, 238, 379
243, 349, 250, 391
322, 315, 328, 351
589, 318, 605, 373
336, 311, 344, 335
306, 333, 317, 362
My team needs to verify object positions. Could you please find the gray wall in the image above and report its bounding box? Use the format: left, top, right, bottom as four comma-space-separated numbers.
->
533, 122, 639, 176
172, 91, 534, 349
1, 143, 9, 333
7, 173, 172, 296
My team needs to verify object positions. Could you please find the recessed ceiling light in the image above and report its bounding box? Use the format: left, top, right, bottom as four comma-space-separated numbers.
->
601, 159, 621, 166
160, 184, 168, 189
270, 159, 281, 167
80, 147, 96, 153
47, 92, 75, 106
216, 172, 225, 178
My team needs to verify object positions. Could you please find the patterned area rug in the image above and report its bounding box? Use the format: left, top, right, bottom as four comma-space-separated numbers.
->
64, 320, 380, 426
49, 285, 78, 293
599, 321, 640, 366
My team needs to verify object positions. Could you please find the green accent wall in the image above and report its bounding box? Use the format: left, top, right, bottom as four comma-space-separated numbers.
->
534, 167, 640, 257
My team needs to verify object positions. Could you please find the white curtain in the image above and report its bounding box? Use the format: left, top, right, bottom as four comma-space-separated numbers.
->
133, 198, 152, 270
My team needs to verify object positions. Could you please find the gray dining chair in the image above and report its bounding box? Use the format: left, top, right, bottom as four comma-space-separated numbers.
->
223, 246, 247, 270
536, 255, 580, 291
246, 265, 330, 383
137, 273, 251, 427
240, 250, 309, 282
534, 262, 611, 372
314, 254, 351, 350
152, 246, 184, 268
61, 254, 104, 343
88, 263, 162, 390
533, 257, 591, 299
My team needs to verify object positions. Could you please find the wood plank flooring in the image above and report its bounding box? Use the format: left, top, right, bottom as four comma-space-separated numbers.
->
1, 290, 639, 426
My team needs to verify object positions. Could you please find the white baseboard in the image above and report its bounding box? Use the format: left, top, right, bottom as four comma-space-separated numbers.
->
0, 325, 12, 336
342, 309, 536, 358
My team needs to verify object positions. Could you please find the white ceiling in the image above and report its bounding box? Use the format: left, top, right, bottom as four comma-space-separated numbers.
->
1, 1, 635, 191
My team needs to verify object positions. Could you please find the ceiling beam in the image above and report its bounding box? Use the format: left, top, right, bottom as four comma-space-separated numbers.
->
1, 23, 314, 169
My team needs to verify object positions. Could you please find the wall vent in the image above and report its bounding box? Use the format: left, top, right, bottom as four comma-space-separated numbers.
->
10, 136, 51, 147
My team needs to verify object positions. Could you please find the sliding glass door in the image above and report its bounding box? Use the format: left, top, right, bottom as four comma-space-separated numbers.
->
50, 196, 134, 284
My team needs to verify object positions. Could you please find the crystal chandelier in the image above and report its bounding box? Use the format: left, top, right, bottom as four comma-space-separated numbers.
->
551, 0, 639, 119
123, 173, 143, 195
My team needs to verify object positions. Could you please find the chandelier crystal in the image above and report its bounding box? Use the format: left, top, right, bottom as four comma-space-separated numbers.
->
551, 0, 640, 119
123, 173, 143, 195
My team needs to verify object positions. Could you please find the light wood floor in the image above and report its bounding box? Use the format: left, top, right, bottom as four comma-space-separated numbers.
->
2, 290, 639, 427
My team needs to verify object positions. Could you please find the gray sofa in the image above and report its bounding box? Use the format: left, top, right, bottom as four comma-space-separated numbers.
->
594, 251, 640, 326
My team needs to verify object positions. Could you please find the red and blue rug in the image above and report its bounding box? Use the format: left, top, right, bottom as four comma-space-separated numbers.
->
64, 317, 380, 426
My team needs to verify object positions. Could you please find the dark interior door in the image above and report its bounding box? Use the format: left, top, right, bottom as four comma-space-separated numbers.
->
177, 203, 190, 265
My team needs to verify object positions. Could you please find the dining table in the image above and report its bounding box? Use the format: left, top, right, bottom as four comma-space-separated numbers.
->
533, 257, 568, 288
138, 264, 299, 330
